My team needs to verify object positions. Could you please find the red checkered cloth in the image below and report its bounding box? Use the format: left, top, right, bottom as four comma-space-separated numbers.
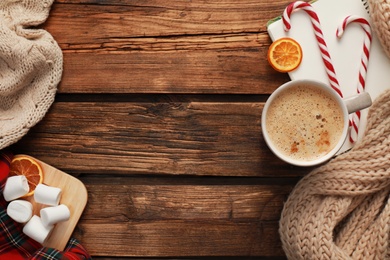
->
0, 150, 91, 260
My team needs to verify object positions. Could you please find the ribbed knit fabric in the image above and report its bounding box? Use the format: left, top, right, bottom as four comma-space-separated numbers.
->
368, 0, 390, 58
0, 0, 62, 150
279, 89, 390, 259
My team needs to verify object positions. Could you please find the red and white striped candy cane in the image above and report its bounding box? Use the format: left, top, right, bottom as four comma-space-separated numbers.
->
283, 1, 343, 98
336, 15, 372, 143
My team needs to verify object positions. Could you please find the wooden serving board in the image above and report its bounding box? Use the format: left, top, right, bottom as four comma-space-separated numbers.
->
16, 154, 88, 251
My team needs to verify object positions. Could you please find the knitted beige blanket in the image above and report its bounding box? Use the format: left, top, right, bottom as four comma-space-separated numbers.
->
279, 89, 390, 259
0, 0, 62, 150
369, 0, 390, 58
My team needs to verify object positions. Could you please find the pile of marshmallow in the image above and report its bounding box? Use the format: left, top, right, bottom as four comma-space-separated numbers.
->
3, 175, 70, 244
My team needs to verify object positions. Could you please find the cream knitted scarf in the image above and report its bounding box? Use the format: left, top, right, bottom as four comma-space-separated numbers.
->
0, 0, 62, 150
279, 89, 390, 259
368, 0, 390, 58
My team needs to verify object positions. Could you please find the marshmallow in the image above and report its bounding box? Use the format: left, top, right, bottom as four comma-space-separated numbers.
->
3, 175, 29, 201
7, 200, 33, 223
34, 184, 61, 206
23, 215, 53, 244
40, 204, 70, 227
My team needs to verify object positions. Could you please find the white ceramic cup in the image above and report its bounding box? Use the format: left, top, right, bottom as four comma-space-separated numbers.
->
261, 79, 372, 167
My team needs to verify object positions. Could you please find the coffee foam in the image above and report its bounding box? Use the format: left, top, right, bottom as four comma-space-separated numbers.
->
265, 85, 345, 162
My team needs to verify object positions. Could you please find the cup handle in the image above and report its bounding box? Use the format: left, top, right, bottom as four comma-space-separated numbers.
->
343, 92, 372, 114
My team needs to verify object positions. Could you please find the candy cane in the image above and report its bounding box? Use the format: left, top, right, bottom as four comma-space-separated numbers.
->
336, 15, 372, 143
283, 1, 343, 98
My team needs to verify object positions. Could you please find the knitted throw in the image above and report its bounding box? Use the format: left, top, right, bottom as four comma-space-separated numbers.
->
368, 0, 390, 58
0, 0, 62, 150
279, 89, 390, 259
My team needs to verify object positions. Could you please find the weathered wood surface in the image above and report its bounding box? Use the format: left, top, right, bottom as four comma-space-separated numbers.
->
74, 176, 296, 257
46, 0, 290, 94
10, 0, 304, 258
16, 102, 310, 177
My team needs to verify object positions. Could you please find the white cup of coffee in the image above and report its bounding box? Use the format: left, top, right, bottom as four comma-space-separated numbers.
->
261, 79, 372, 167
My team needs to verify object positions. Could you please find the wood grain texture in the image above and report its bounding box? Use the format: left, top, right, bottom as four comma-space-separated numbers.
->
41, 1, 291, 94
72, 176, 295, 257
59, 47, 289, 94
12, 102, 311, 177
77, 221, 282, 257
47, 1, 287, 41
7, 0, 303, 258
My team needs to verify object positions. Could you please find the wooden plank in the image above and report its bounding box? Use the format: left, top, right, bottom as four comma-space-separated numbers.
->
42, 2, 290, 94
46, 1, 289, 42
80, 177, 294, 221
76, 221, 283, 257
59, 41, 289, 94
71, 176, 294, 257
12, 102, 311, 177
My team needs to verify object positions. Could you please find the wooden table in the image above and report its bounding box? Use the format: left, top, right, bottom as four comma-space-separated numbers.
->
11, 0, 314, 258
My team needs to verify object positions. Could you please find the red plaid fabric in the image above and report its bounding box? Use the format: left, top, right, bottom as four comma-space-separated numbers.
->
0, 150, 91, 260
0, 151, 11, 188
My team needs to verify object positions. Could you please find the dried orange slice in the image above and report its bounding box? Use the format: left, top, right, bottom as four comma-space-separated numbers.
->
267, 37, 303, 73
9, 155, 43, 197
